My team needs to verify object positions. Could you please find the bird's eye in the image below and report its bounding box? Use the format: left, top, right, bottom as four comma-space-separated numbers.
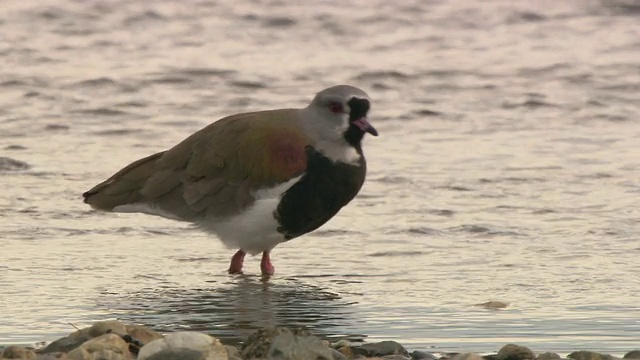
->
328, 102, 343, 114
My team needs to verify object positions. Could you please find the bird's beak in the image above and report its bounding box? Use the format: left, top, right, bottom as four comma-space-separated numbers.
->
353, 117, 379, 137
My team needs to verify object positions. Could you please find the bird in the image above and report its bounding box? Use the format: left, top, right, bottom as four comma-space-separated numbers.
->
82, 85, 378, 275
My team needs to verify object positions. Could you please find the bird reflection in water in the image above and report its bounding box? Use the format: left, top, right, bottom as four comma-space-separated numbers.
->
99, 275, 366, 346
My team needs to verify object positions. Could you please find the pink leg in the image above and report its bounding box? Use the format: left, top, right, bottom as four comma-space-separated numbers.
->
260, 251, 275, 276
228, 250, 246, 274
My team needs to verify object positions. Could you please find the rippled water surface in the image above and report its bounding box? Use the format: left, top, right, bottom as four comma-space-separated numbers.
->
1, 0, 639, 355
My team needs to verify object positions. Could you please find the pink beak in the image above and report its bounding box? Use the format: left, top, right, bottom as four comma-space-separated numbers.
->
353, 117, 378, 136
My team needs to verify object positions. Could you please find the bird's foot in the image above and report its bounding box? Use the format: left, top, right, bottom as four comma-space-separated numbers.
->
228, 250, 246, 274
260, 251, 275, 276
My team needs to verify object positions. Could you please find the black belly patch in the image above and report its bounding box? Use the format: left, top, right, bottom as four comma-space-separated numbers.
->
275, 146, 367, 239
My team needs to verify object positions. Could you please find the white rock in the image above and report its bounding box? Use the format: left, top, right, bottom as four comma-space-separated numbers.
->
137, 332, 227, 360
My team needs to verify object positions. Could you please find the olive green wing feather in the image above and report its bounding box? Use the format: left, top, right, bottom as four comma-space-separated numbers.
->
83, 109, 311, 220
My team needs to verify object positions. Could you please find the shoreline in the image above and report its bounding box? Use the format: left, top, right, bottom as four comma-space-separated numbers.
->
1, 321, 639, 360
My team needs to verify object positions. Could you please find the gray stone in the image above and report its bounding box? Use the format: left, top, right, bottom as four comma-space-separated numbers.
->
536, 353, 561, 360
41, 321, 131, 354
0, 157, 30, 171
145, 349, 204, 360
67, 333, 131, 360
41, 333, 91, 354
412, 350, 438, 360
475, 301, 509, 309
88, 321, 127, 338
1, 345, 36, 359
358, 341, 409, 357
331, 348, 348, 360
454, 353, 484, 360
124, 325, 163, 345
224, 345, 240, 359
568, 351, 615, 360
241, 327, 311, 359
35, 353, 69, 360
267, 332, 334, 360
496, 344, 535, 360
624, 352, 640, 359
381, 356, 412, 360
331, 340, 351, 349
137, 332, 227, 360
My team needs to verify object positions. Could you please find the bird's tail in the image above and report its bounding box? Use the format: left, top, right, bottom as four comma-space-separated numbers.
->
82, 151, 166, 211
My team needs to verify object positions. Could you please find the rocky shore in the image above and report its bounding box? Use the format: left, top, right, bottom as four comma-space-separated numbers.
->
1, 321, 638, 360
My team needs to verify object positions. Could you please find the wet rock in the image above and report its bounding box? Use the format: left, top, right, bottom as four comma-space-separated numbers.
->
567, 351, 614, 360
357, 341, 409, 357
223, 345, 240, 359
267, 331, 335, 360
137, 332, 227, 360
41, 333, 91, 354
34, 353, 68, 360
331, 348, 348, 360
67, 333, 131, 360
624, 351, 640, 359
124, 325, 163, 345
331, 340, 351, 349
536, 353, 561, 360
41, 321, 131, 354
0, 157, 30, 171
475, 301, 509, 309
88, 321, 127, 338
143, 349, 204, 360
453, 353, 484, 360
1, 345, 36, 359
412, 350, 438, 360
496, 344, 535, 360
337, 346, 354, 359
241, 327, 311, 359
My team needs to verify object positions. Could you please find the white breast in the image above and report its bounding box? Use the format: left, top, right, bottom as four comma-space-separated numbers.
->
197, 175, 303, 255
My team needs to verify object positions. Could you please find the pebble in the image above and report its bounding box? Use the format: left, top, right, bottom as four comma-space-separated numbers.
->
137, 332, 227, 360
241, 327, 311, 359
357, 341, 409, 357
475, 301, 509, 309
66, 334, 131, 360
497, 344, 535, 360
567, 351, 615, 360
267, 332, 335, 360
412, 350, 439, 360
41, 333, 91, 354
1, 345, 36, 359
537, 352, 562, 360
2, 321, 638, 360
0, 157, 30, 171
331, 340, 352, 349
123, 325, 163, 345
453, 353, 485, 360
34, 352, 68, 359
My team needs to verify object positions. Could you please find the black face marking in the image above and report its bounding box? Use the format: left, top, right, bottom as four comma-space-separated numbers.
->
348, 98, 370, 121
343, 97, 371, 148
275, 146, 366, 240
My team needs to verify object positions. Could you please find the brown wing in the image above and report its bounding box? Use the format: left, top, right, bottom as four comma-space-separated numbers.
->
83, 109, 311, 220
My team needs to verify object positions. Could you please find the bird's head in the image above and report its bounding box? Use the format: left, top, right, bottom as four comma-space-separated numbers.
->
305, 85, 378, 150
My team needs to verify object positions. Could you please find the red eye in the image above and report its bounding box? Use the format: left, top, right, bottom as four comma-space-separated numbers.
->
328, 102, 343, 113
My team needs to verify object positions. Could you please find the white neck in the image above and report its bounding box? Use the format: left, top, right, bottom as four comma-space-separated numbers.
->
298, 108, 361, 165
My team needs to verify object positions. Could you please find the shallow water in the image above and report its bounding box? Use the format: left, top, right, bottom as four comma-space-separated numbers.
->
1, 0, 640, 355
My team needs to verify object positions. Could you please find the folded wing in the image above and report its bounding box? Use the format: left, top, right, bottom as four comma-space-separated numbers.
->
83, 109, 311, 220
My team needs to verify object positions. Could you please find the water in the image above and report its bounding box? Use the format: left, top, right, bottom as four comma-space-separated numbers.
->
1, 0, 639, 355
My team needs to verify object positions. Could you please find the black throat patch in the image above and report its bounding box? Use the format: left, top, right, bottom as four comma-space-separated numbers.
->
343, 97, 370, 148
